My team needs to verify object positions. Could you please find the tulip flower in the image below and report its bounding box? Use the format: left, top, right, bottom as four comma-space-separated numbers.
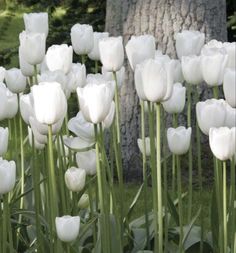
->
181, 55, 203, 85
86, 73, 107, 85
0, 66, 5, 82
200, 47, 228, 86
175, 30, 205, 59
29, 117, 48, 144
88, 32, 109, 61
65, 167, 86, 192
0, 127, 9, 157
19, 46, 35, 77
162, 83, 186, 114
45, 44, 73, 74
224, 102, 236, 128
19, 31, 46, 65
102, 66, 125, 89
55, 215, 80, 242
23, 12, 48, 37
125, 35, 155, 70
0, 158, 16, 194
32, 82, 67, 125
137, 137, 151, 156
77, 82, 115, 124
5, 68, 27, 93
223, 68, 236, 108
28, 126, 45, 150
196, 99, 226, 135
155, 50, 171, 63
71, 24, 94, 55
78, 194, 89, 209
173, 60, 184, 83
135, 58, 175, 102
76, 149, 96, 175
167, 126, 192, 155
20, 93, 34, 125
99, 36, 124, 72
209, 127, 235, 161
103, 101, 115, 129
67, 63, 86, 92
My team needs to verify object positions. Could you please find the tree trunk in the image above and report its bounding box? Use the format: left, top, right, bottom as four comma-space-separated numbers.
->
105, 0, 227, 180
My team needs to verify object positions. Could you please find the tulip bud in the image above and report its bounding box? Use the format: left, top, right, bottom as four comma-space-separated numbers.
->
65, 167, 86, 192
137, 137, 151, 156
76, 149, 96, 176
71, 24, 94, 55
167, 126, 192, 155
125, 35, 155, 70
0, 158, 16, 194
78, 194, 89, 209
0, 67, 6, 82
196, 99, 226, 135
181, 55, 203, 85
102, 66, 125, 89
77, 82, 115, 124
45, 44, 73, 74
5, 68, 27, 93
55, 215, 80, 242
99, 36, 124, 72
67, 63, 86, 92
88, 32, 109, 61
162, 83, 186, 114
223, 68, 236, 108
19, 46, 35, 77
19, 31, 46, 65
23, 12, 48, 37
175, 30, 205, 59
32, 82, 67, 125
0, 127, 9, 156
209, 127, 235, 161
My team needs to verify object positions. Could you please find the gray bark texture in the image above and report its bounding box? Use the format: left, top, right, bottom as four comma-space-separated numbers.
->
105, 0, 227, 180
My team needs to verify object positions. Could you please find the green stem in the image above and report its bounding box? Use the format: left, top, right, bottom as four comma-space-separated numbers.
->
223, 161, 227, 253
230, 158, 235, 250
213, 86, 219, 99
156, 102, 163, 253
171, 114, 178, 197
81, 55, 86, 65
3, 194, 8, 253
34, 65, 38, 84
95, 60, 99, 73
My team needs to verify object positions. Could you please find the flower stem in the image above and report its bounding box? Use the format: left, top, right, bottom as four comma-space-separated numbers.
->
81, 55, 86, 65
223, 161, 227, 253
213, 86, 219, 99
230, 158, 235, 250
95, 60, 99, 73
171, 113, 178, 197
34, 65, 38, 84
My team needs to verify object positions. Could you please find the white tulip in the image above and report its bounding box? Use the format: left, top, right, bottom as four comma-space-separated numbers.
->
86, 73, 107, 85
125, 35, 155, 70
175, 30, 205, 59
99, 36, 124, 72
196, 99, 226, 135
32, 82, 67, 125
23, 12, 48, 37
55, 216, 80, 242
5, 68, 27, 93
45, 44, 73, 74
20, 93, 34, 125
181, 55, 203, 85
28, 126, 45, 150
173, 59, 184, 83
162, 83, 186, 114
77, 82, 115, 124
0, 83, 7, 120
63, 136, 95, 151
65, 167, 86, 192
29, 117, 48, 144
76, 149, 96, 175
88, 32, 109, 61
167, 126, 192, 155
71, 24, 94, 55
102, 66, 125, 89
67, 63, 86, 92
224, 102, 236, 128
200, 47, 228, 86
103, 101, 115, 129
155, 50, 171, 63
137, 137, 151, 156
209, 127, 235, 161
0, 127, 8, 156
0, 158, 16, 194
0, 67, 6, 82
78, 194, 89, 209
19, 46, 35, 77
223, 68, 236, 108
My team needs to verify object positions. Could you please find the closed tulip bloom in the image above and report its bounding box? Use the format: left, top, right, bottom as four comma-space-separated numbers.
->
209, 127, 235, 161
5, 68, 27, 93
137, 137, 151, 156
5, 89, 18, 119
71, 24, 94, 55
65, 167, 86, 192
102, 66, 125, 89
0, 127, 9, 156
67, 63, 86, 92
175, 30, 205, 59
162, 83, 186, 114
181, 55, 203, 85
55, 216, 80, 242
32, 82, 67, 125
88, 32, 109, 61
45, 44, 73, 74
99, 36, 124, 72
125, 35, 155, 70
20, 93, 34, 125
196, 99, 226, 135
19, 46, 34, 77
78, 194, 89, 209
86, 73, 107, 85
200, 47, 228, 86
173, 60, 184, 83
28, 126, 45, 150
155, 50, 171, 63
223, 68, 236, 108
0, 67, 6, 82
134, 64, 147, 101
224, 102, 236, 128
19, 31, 46, 65
77, 82, 115, 124
23, 12, 48, 37
29, 117, 48, 144
103, 101, 115, 129
167, 126, 192, 155
76, 149, 96, 175
0, 158, 16, 194
0, 83, 7, 120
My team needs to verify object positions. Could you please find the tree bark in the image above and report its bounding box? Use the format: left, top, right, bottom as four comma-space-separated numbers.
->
105, 0, 227, 180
